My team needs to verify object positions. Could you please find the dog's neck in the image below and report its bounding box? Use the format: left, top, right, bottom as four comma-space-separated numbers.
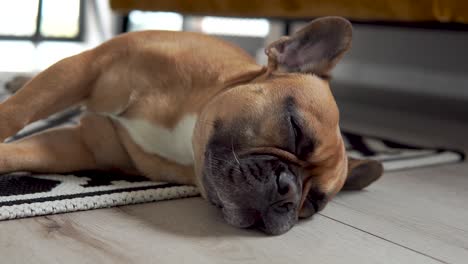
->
197, 65, 270, 116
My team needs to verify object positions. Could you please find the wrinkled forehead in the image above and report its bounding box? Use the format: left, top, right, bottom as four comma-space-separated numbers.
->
275, 74, 340, 125
210, 73, 338, 122
196, 73, 340, 152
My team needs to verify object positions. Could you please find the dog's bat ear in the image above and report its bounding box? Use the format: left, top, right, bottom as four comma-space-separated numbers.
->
342, 157, 383, 190
265, 17, 352, 77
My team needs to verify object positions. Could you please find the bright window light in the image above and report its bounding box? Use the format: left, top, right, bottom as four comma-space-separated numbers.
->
0, 41, 86, 72
0, 0, 39, 36
0, 41, 36, 72
129, 11, 183, 31
40, 0, 81, 38
37, 42, 85, 69
201, 17, 270, 37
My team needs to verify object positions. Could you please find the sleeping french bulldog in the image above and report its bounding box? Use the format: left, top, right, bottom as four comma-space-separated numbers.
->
1, 17, 382, 235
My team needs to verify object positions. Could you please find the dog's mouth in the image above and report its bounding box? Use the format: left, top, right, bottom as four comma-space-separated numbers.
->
218, 204, 297, 235
202, 151, 303, 235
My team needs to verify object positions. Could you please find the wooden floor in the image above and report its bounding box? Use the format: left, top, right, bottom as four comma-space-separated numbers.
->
1, 87, 467, 264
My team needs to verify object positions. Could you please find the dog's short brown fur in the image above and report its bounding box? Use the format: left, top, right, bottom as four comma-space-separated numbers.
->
0, 17, 382, 234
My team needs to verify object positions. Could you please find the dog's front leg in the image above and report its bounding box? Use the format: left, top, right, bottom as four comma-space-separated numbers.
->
0, 50, 98, 141
0, 114, 135, 175
0, 125, 97, 174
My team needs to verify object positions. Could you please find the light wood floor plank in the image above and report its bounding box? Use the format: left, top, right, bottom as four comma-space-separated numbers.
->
333, 100, 468, 264
321, 163, 468, 264
0, 198, 441, 264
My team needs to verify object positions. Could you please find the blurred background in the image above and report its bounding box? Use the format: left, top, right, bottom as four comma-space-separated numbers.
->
0, 0, 467, 146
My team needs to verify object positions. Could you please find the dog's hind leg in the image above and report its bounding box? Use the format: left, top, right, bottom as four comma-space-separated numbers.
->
0, 50, 99, 141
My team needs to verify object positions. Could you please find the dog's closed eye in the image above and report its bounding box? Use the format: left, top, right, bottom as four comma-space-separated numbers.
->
287, 115, 316, 160
289, 115, 301, 153
284, 97, 316, 160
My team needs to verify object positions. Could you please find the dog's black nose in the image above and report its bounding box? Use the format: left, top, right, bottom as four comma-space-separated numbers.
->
273, 171, 299, 213
277, 171, 293, 195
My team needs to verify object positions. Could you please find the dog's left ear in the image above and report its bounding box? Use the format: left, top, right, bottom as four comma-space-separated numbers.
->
265, 17, 352, 76
343, 158, 383, 190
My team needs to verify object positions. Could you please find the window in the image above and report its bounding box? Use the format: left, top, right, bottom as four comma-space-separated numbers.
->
0, 0, 84, 42
199, 17, 269, 37
126, 12, 270, 59
126, 11, 270, 37
0, 0, 85, 72
128, 11, 183, 32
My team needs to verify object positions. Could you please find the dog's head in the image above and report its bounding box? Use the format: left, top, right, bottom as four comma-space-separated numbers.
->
193, 17, 382, 235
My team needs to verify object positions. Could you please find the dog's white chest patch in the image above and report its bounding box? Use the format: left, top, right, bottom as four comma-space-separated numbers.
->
112, 115, 197, 165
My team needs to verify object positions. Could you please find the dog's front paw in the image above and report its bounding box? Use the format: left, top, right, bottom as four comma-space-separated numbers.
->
5, 75, 32, 94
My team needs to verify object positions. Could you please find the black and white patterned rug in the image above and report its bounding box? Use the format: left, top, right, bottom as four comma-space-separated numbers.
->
0, 82, 464, 220
342, 132, 464, 171
0, 171, 199, 220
